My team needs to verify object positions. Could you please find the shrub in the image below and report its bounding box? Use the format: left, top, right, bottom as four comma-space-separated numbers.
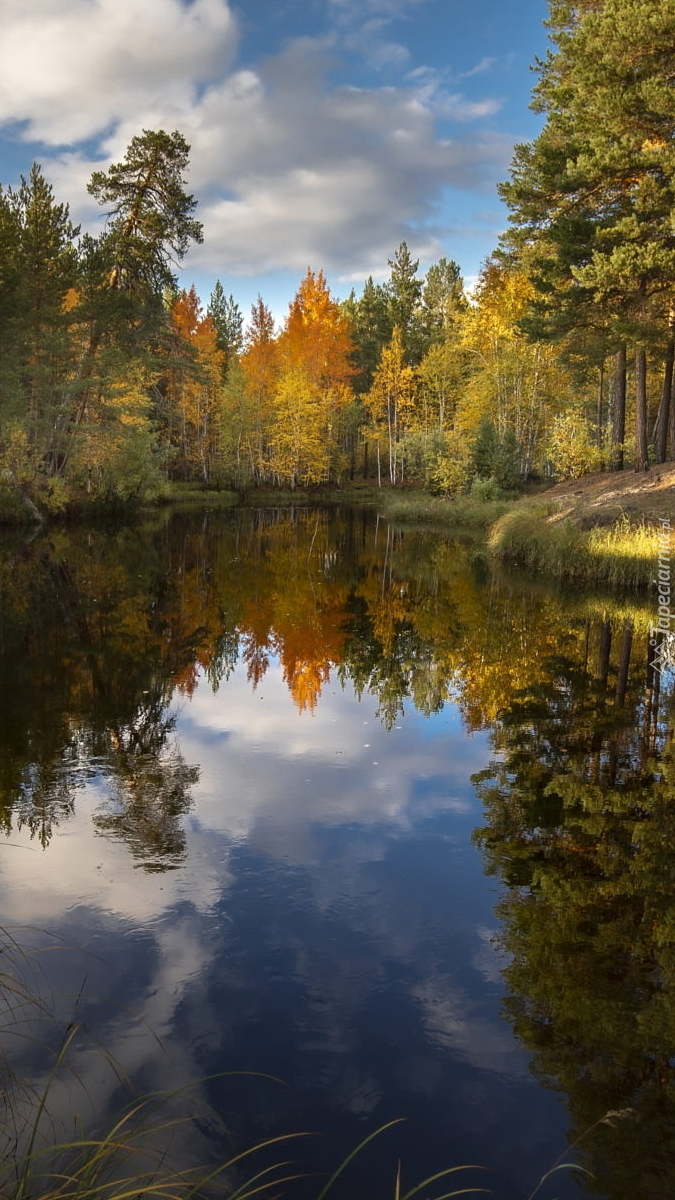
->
546, 412, 603, 479
469, 476, 500, 502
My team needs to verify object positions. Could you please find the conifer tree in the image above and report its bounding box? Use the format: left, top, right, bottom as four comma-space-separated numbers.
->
387, 242, 424, 363
207, 280, 243, 374
500, 0, 675, 470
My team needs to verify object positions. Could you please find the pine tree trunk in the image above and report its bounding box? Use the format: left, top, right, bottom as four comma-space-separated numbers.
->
596, 361, 604, 450
611, 344, 626, 471
655, 333, 674, 463
635, 347, 649, 471
669, 366, 675, 460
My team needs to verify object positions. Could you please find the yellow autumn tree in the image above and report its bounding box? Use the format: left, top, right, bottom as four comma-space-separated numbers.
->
66, 360, 165, 503
364, 326, 418, 484
165, 286, 225, 483
229, 296, 280, 486
269, 366, 329, 486
418, 335, 465, 434
458, 262, 565, 478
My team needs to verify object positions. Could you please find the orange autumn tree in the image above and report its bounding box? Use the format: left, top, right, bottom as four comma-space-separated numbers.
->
270, 270, 355, 486
165, 285, 225, 482
229, 296, 280, 485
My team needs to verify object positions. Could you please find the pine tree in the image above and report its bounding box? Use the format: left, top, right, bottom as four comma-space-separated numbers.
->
341, 276, 391, 395
88, 129, 203, 294
207, 280, 243, 375
421, 258, 466, 345
499, 0, 675, 471
387, 242, 424, 363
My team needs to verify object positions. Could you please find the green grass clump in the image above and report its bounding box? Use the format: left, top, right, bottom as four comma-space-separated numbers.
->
160, 483, 240, 507
489, 505, 661, 589
363, 489, 511, 528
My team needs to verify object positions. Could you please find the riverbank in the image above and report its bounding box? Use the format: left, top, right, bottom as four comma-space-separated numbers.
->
3, 468, 673, 592
487, 464, 675, 589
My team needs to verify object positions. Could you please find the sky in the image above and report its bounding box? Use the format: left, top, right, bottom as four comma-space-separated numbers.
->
0, 0, 551, 320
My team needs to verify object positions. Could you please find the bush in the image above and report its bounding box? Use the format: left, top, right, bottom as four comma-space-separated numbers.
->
546, 412, 603, 479
469, 476, 500, 502
469, 419, 521, 490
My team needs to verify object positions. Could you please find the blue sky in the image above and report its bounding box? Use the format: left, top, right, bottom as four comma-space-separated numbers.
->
0, 0, 551, 320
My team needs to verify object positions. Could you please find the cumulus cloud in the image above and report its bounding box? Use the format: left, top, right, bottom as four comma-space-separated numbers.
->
0, 0, 508, 280
184, 42, 504, 276
0, 0, 238, 145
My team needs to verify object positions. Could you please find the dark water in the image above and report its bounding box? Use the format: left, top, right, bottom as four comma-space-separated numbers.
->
0, 507, 673, 1200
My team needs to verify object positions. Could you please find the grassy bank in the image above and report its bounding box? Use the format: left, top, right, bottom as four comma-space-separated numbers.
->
3, 469, 670, 596
159, 482, 240, 507
367, 489, 510, 528
488, 502, 662, 589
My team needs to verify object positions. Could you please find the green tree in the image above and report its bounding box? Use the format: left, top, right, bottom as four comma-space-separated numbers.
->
207, 280, 243, 375
0, 166, 80, 514
341, 276, 392, 396
387, 242, 424, 363
421, 258, 466, 346
500, 0, 675, 472
87, 129, 203, 294
50, 130, 204, 492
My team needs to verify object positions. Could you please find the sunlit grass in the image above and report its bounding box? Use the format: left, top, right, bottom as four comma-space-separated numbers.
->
488, 504, 662, 588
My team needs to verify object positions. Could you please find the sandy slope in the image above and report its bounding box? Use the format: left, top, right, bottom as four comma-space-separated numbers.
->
538, 463, 675, 527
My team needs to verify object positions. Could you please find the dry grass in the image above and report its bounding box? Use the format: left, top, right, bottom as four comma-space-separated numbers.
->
488, 505, 662, 589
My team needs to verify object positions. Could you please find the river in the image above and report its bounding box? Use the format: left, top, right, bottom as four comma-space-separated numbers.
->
0, 506, 672, 1200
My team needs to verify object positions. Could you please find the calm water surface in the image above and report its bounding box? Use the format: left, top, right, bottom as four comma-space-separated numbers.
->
0, 508, 673, 1200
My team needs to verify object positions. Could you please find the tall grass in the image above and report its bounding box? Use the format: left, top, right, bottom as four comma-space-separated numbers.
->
488, 505, 661, 589
2, 920, 617, 1200
0, 926, 491, 1200
376, 491, 510, 528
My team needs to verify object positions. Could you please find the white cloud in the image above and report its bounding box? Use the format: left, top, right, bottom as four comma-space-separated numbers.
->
405, 65, 502, 121
185, 44, 503, 275
0, 1, 508, 283
457, 55, 498, 79
0, 0, 238, 145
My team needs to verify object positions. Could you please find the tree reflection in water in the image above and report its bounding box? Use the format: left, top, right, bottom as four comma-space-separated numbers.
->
0, 508, 674, 1197
473, 616, 675, 1200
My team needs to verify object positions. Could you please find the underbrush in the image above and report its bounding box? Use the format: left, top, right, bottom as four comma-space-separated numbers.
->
488, 505, 661, 589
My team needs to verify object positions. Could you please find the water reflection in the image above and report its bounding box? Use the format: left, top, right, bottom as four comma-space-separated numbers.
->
0, 508, 673, 1198
474, 617, 675, 1200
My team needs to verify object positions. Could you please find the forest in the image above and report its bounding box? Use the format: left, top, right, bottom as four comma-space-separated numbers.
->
0, 0, 673, 518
